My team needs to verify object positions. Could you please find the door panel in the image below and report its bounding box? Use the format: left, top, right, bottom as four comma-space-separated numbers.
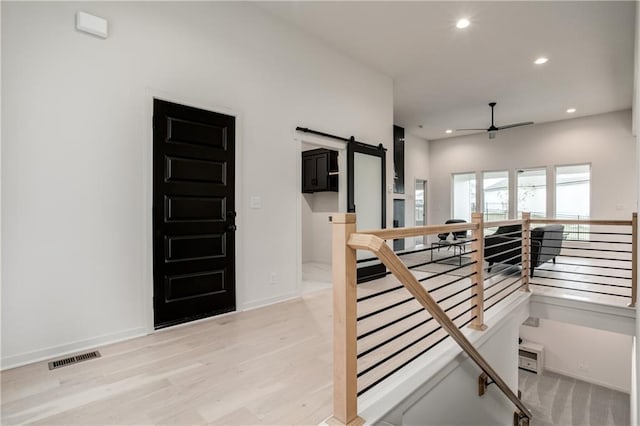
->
165, 234, 226, 262
165, 156, 227, 184
153, 99, 235, 329
165, 195, 226, 222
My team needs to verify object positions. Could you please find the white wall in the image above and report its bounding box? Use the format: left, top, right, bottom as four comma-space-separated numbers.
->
1, 2, 393, 367
393, 131, 430, 249
301, 192, 337, 264
520, 319, 633, 393
428, 110, 637, 225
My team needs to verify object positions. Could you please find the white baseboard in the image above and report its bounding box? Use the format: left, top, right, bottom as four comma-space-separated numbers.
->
3, 293, 301, 371
238, 292, 300, 312
1, 326, 148, 371
544, 366, 631, 394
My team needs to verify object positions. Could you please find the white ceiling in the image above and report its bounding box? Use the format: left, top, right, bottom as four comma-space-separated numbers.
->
256, 1, 636, 140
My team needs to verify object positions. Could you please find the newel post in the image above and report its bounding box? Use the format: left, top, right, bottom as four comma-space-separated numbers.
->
630, 212, 637, 308
330, 213, 361, 425
521, 212, 531, 292
469, 212, 487, 331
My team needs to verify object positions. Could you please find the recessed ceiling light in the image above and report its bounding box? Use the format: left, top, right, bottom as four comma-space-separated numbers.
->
445, 129, 453, 134
566, 108, 576, 113
456, 18, 470, 29
534, 57, 549, 65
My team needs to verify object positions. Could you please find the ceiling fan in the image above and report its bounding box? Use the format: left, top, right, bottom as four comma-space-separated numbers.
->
457, 102, 534, 139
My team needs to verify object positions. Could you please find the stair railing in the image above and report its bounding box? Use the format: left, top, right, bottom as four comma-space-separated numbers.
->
330, 213, 531, 425
330, 211, 637, 424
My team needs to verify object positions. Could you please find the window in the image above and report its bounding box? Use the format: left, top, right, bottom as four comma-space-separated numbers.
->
556, 164, 590, 239
453, 173, 476, 222
517, 168, 546, 218
483, 171, 509, 221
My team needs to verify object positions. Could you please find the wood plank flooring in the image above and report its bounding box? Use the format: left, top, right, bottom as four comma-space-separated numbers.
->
1, 292, 334, 425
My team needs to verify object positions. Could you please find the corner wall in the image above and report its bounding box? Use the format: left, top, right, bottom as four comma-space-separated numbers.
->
1, 2, 393, 367
392, 132, 430, 249
520, 319, 632, 393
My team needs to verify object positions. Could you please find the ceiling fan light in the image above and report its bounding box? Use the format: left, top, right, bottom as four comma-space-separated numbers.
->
488, 131, 497, 139
456, 18, 470, 29
534, 57, 548, 65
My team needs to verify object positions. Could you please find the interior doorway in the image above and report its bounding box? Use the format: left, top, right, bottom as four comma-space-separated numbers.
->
296, 134, 347, 295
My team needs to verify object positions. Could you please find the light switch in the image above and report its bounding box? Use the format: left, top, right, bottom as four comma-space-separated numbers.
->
250, 196, 262, 209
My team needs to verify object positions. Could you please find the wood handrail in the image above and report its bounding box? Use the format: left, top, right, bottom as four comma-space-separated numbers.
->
529, 218, 632, 226
358, 217, 632, 242
359, 222, 478, 240
347, 232, 533, 422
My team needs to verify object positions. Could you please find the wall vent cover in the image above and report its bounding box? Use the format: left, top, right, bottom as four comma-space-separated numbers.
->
48, 351, 101, 370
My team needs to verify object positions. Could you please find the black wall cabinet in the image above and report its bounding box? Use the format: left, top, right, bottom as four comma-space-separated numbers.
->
302, 148, 338, 193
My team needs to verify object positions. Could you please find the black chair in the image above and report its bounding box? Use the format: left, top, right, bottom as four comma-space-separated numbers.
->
530, 225, 565, 272
437, 219, 469, 241
484, 225, 523, 273
484, 224, 565, 276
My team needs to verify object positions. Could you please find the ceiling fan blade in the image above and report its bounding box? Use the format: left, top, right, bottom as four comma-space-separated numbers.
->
497, 121, 534, 130
455, 128, 487, 131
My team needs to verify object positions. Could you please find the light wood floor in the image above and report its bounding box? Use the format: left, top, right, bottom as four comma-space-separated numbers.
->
2, 246, 629, 425
1, 291, 334, 425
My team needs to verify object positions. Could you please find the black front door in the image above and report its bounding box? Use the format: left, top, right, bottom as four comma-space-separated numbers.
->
153, 99, 236, 329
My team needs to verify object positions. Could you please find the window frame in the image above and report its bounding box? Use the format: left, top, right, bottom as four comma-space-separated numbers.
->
481, 169, 510, 221
451, 171, 478, 222
516, 166, 548, 219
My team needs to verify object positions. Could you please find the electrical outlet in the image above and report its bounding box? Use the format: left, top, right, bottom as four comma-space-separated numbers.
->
269, 273, 278, 285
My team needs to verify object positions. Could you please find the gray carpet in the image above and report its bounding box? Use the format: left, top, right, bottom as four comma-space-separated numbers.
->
519, 370, 630, 426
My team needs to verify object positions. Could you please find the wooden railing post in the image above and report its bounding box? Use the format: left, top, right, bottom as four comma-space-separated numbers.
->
469, 212, 487, 331
521, 212, 531, 292
330, 213, 361, 425
630, 212, 637, 308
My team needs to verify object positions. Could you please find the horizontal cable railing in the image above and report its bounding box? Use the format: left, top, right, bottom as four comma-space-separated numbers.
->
527, 214, 636, 306
331, 213, 533, 425
482, 215, 528, 312
330, 212, 637, 425
354, 225, 482, 398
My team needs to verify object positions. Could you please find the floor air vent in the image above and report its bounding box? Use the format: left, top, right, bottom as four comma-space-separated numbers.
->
48, 350, 101, 370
